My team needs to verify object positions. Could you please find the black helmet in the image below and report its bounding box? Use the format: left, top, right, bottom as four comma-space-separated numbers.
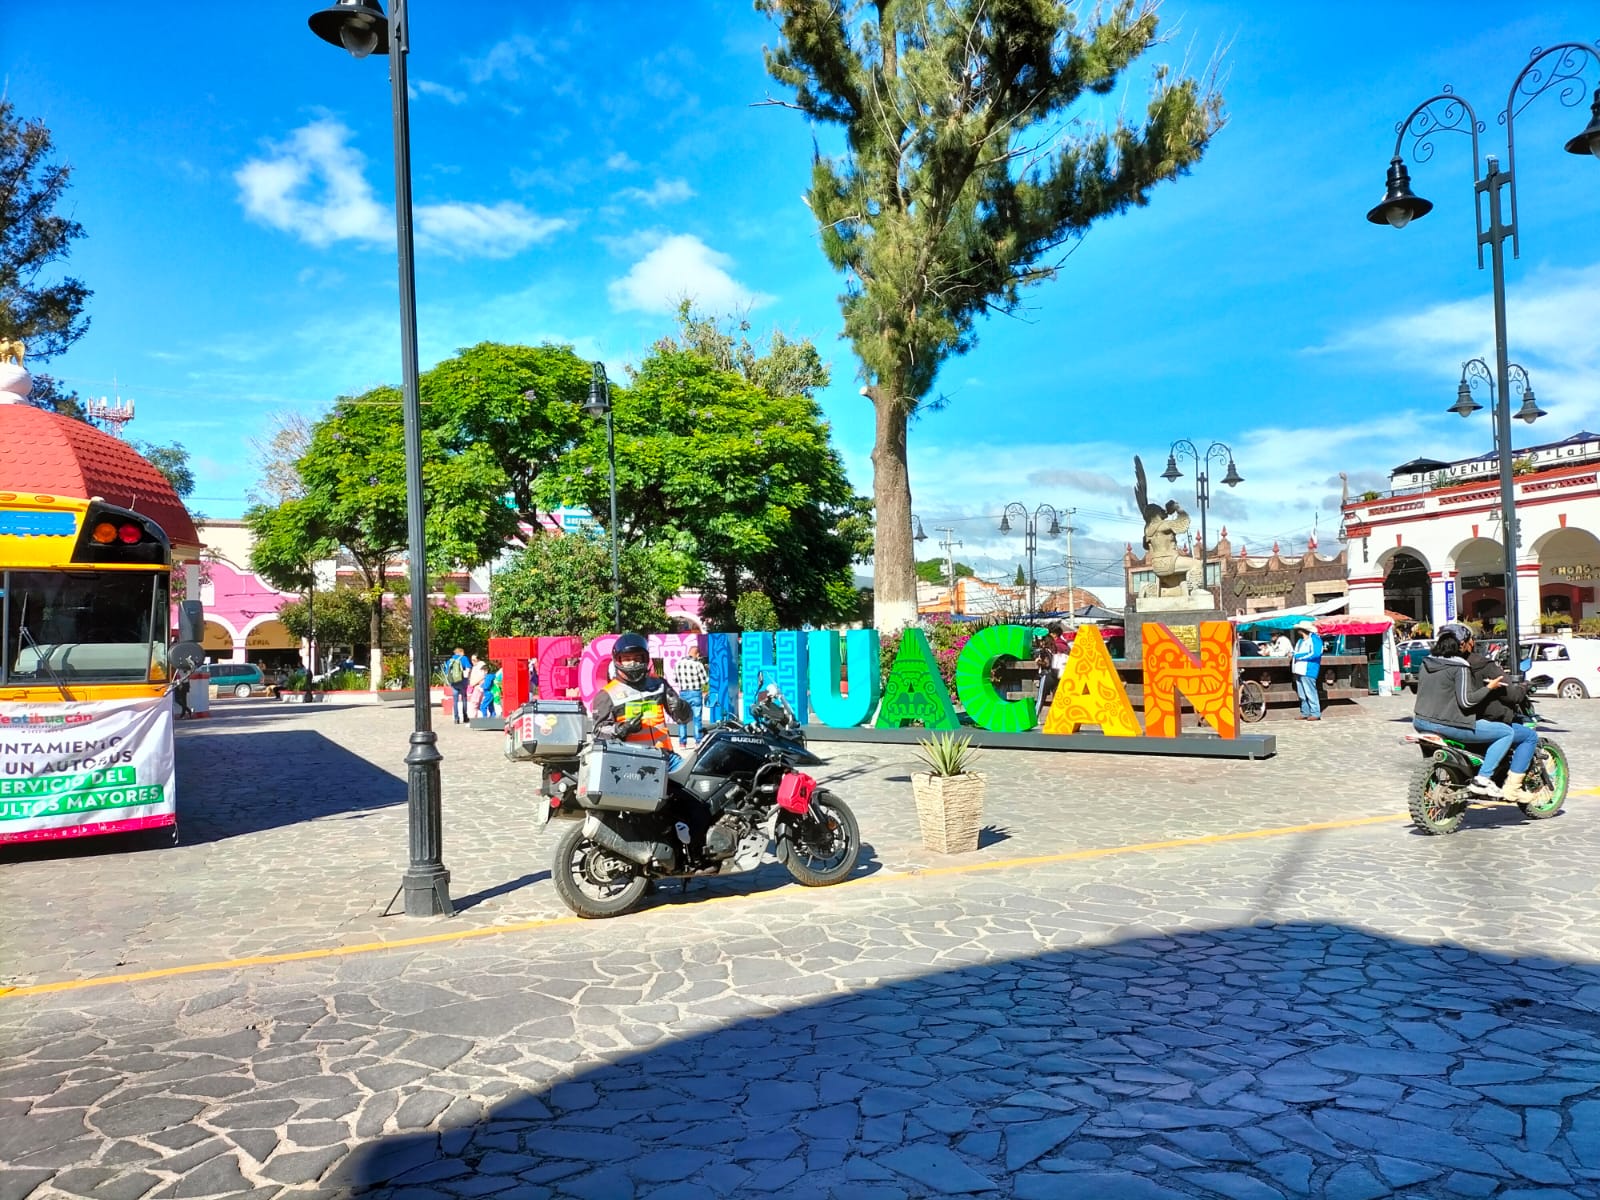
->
612, 632, 651, 684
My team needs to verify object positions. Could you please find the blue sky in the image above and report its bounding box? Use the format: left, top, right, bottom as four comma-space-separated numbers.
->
4, 2, 1598, 601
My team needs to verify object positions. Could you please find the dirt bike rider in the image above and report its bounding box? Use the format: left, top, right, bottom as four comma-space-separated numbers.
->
1411, 622, 1530, 798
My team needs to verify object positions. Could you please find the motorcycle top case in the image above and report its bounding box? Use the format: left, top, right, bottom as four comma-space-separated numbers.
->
504, 699, 589, 762
582, 740, 671, 812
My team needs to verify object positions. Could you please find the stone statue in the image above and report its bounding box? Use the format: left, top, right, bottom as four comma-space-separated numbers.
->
1133, 455, 1208, 603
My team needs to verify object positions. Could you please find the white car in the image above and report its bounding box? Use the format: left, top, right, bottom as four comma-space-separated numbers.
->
1521, 638, 1600, 700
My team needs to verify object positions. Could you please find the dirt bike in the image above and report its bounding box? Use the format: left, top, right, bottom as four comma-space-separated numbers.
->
505, 689, 860, 918
1401, 700, 1569, 835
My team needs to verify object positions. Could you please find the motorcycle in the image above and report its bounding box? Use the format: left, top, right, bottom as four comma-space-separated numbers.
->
1401, 698, 1570, 835
505, 688, 861, 918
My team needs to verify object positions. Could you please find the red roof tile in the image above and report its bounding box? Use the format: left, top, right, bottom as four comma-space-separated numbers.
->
0, 404, 201, 554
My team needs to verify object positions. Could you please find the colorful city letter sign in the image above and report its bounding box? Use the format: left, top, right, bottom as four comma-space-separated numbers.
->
1042, 624, 1142, 737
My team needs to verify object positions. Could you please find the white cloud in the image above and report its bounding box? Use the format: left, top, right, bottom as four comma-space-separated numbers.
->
411, 79, 466, 105
608, 234, 772, 314
606, 151, 640, 172
236, 119, 567, 260
1311, 261, 1600, 425
619, 177, 694, 207
466, 34, 543, 84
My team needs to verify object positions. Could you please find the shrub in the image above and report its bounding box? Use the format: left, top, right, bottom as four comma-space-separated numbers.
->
914, 731, 980, 776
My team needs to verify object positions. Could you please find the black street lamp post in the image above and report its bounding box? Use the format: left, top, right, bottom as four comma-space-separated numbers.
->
1367, 40, 1599, 676
585, 363, 622, 631
999, 503, 1061, 618
309, 0, 450, 917
1453, 357, 1545, 624
1160, 440, 1243, 593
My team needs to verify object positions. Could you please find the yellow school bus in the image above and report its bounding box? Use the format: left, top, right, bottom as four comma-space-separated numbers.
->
0, 493, 179, 845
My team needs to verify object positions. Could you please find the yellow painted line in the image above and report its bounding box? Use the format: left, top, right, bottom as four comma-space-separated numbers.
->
1570, 785, 1600, 797
0, 811, 1409, 1002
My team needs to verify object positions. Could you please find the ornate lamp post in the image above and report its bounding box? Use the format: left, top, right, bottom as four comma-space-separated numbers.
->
582, 363, 622, 631
1367, 40, 1599, 674
999, 503, 1061, 617
1160, 440, 1243, 592
308, 0, 450, 917
1452, 358, 1546, 626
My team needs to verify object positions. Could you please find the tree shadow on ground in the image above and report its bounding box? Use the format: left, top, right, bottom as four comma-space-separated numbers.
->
330, 920, 1600, 1198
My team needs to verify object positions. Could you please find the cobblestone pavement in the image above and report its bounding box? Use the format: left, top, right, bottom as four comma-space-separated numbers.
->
2, 696, 1599, 1197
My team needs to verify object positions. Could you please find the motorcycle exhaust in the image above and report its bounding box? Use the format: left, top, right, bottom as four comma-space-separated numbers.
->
584, 813, 675, 870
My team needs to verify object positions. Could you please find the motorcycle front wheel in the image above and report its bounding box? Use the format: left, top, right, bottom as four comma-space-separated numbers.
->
777, 790, 860, 887
1519, 739, 1569, 821
552, 823, 650, 919
1409, 762, 1468, 835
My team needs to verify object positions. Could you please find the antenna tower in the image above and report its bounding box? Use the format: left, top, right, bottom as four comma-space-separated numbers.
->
85, 378, 136, 438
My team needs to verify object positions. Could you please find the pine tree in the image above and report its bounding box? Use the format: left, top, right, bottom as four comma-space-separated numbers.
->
1014, 565, 1026, 587
0, 102, 92, 415
757, 0, 1224, 628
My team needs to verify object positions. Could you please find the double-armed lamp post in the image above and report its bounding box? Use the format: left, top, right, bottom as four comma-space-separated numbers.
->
309, 0, 450, 917
1161, 440, 1242, 593
999, 503, 1061, 618
1367, 39, 1599, 672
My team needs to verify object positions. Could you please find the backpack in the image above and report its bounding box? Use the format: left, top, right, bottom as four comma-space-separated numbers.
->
446, 657, 466, 685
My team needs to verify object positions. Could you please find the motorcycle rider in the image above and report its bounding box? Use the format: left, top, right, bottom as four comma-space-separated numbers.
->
591, 632, 693, 752
1411, 622, 1520, 797
1463, 626, 1538, 796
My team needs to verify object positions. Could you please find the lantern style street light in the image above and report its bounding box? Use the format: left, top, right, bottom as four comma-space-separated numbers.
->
1160, 440, 1243, 592
999, 503, 1061, 617
584, 362, 622, 631
1367, 39, 1599, 672
308, 0, 450, 917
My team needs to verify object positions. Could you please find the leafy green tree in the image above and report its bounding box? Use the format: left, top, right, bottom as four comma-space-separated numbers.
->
288, 388, 519, 661
429, 605, 489, 661
1014, 565, 1027, 587
0, 101, 91, 415
277, 585, 407, 663
490, 532, 674, 640
132, 440, 195, 499
247, 498, 338, 674
758, 0, 1225, 628
916, 557, 973, 584
734, 591, 779, 632
541, 340, 867, 629
421, 342, 590, 528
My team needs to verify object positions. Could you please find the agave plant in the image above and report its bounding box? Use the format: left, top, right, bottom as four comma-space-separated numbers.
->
914, 731, 980, 777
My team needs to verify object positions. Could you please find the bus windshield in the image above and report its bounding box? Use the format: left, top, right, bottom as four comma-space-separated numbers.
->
2, 570, 170, 685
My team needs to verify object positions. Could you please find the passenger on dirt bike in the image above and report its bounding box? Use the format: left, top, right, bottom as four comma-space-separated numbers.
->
1411, 623, 1531, 799
1463, 627, 1537, 794
591, 633, 692, 753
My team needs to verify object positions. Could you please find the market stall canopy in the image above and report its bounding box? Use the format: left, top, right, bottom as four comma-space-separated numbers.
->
1232, 597, 1351, 633
1318, 618, 1393, 636
1071, 604, 1124, 622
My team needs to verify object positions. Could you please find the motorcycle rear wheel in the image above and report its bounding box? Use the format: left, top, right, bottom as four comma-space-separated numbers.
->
778, 790, 860, 887
1409, 762, 1467, 835
1518, 740, 1569, 820
552, 823, 650, 918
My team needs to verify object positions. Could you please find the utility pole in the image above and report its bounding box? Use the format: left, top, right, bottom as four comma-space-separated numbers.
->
1062, 508, 1077, 618
938, 527, 962, 616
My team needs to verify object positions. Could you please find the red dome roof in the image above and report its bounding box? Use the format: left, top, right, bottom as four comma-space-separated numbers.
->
0, 404, 201, 554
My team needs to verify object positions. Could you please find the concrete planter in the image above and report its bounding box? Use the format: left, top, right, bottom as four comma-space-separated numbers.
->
911, 771, 986, 854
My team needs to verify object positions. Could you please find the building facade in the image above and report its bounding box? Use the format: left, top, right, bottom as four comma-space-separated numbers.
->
1124, 529, 1349, 616
1341, 431, 1600, 632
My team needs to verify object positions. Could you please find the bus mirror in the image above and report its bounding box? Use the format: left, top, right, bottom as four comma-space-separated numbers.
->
170, 641, 205, 672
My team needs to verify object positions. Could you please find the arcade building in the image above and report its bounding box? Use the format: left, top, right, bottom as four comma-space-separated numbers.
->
1342, 431, 1600, 632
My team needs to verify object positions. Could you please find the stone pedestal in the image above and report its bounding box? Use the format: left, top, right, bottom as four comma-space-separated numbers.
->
1123, 606, 1226, 663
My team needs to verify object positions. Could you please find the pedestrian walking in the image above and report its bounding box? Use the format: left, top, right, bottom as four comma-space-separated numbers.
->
671, 641, 709, 747
173, 675, 192, 720
444, 646, 472, 724
1292, 619, 1324, 721
479, 662, 501, 719
467, 654, 488, 718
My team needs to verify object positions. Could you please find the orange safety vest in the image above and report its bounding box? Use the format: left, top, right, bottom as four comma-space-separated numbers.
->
603, 679, 675, 751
